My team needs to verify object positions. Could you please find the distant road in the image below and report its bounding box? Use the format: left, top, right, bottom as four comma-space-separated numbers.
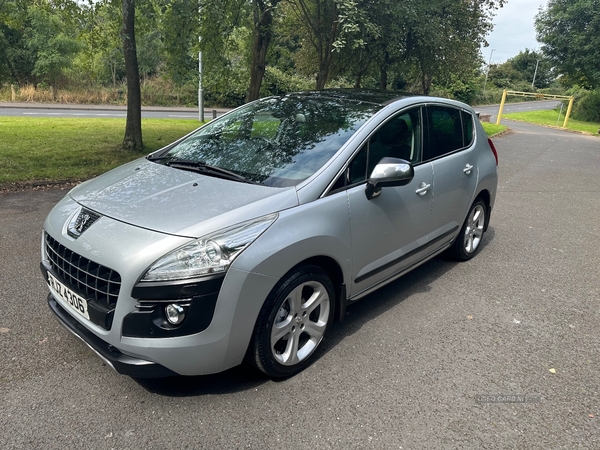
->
0, 99, 561, 120
474, 99, 561, 120
0, 102, 229, 120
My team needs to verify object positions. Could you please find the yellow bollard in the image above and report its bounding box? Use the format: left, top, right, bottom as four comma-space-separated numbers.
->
562, 96, 574, 128
496, 89, 507, 125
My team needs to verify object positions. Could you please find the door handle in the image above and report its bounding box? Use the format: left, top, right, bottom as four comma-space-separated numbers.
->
463, 164, 474, 175
415, 182, 431, 196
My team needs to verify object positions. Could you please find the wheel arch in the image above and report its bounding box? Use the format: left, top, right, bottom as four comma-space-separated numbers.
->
273, 255, 346, 323
474, 189, 492, 231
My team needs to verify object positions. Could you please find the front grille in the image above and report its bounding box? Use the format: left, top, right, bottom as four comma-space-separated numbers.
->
45, 233, 121, 309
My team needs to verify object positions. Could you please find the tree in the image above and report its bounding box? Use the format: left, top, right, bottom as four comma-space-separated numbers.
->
247, 0, 283, 101
404, 0, 506, 95
536, 0, 600, 89
289, 0, 370, 89
25, 4, 81, 87
487, 62, 523, 89
0, 0, 80, 87
121, 0, 142, 151
0, 0, 34, 84
200, 0, 252, 105
343, 0, 405, 90
161, 0, 198, 94
508, 49, 554, 89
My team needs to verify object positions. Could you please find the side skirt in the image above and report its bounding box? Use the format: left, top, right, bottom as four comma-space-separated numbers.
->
346, 239, 454, 304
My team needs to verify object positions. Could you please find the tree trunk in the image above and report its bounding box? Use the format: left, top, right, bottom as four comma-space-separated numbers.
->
121, 0, 143, 151
421, 73, 432, 95
316, 63, 329, 90
354, 43, 374, 89
379, 51, 390, 90
315, 9, 338, 90
354, 72, 362, 89
247, 1, 279, 102
379, 67, 388, 91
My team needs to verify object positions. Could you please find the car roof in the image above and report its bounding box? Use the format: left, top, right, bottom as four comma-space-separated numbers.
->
283, 89, 416, 106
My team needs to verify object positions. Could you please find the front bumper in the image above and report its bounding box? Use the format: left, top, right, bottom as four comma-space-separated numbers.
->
47, 294, 178, 378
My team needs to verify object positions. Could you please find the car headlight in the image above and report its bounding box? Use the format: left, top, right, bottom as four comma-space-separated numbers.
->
141, 213, 278, 282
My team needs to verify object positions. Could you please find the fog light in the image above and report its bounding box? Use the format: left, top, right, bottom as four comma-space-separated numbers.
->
165, 304, 186, 325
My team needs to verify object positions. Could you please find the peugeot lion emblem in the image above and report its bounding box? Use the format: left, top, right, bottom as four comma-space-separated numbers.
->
67, 207, 100, 238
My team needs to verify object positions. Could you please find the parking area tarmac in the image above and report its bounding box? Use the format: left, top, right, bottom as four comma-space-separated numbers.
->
1, 120, 599, 448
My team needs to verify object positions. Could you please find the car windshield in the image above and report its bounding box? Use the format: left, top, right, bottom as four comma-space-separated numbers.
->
152, 95, 380, 187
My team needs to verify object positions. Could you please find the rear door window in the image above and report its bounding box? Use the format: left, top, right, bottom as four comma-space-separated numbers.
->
425, 105, 469, 160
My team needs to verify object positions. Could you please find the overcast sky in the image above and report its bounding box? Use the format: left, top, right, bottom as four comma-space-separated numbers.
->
482, 0, 548, 64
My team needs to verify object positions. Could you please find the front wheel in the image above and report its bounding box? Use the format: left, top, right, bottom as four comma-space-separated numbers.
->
249, 265, 334, 378
449, 199, 487, 261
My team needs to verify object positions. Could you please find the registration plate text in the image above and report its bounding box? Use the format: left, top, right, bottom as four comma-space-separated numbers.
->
47, 272, 90, 320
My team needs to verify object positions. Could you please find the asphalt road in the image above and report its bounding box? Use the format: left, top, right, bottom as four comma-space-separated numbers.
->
0, 102, 228, 120
475, 100, 561, 121
1, 120, 599, 448
1, 99, 560, 120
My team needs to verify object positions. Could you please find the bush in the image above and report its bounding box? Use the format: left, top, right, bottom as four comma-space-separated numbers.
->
571, 90, 600, 122
203, 66, 248, 108
141, 77, 197, 107
260, 67, 313, 97
470, 88, 506, 106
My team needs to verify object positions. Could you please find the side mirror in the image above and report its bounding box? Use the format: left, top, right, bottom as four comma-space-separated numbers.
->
365, 157, 414, 200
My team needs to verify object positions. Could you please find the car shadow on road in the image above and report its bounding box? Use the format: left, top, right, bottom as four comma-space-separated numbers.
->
313, 226, 497, 362
134, 364, 268, 396
135, 228, 495, 397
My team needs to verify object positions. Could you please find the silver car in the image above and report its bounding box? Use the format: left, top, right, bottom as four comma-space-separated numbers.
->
41, 90, 498, 378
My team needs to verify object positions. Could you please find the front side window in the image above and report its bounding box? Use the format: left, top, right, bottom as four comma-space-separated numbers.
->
152, 96, 379, 187
344, 108, 422, 187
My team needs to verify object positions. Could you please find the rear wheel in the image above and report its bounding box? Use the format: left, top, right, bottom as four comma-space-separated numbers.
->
449, 199, 487, 261
249, 265, 334, 378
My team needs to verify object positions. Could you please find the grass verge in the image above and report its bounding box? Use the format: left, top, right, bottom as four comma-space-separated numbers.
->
0, 117, 200, 186
503, 110, 600, 136
1, 116, 507, 188
481, 122, 507, 137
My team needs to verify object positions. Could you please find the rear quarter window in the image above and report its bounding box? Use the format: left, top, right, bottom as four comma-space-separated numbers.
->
462, 110, 474, 147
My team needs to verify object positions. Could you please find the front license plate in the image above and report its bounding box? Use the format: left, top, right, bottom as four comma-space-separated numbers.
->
47, 272, 90, 320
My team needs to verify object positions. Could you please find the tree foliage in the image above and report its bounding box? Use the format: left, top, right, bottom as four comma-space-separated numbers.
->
0, 0, 80, 86
403, 0, 505, 95
1, 0, 513, 106
25, 4, 81, 85
536, 0, 600, 89
487, 49, 554, 90
161, 0, 198, 88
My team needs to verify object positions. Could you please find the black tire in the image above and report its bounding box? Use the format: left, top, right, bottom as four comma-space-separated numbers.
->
249, 265, 335, 378
449, 199, 487, 261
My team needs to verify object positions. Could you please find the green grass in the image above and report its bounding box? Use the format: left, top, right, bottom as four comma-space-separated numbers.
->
0, 116, 509, 187
0, 117, 200, 186
481, 122, 507, 137
503, 110, 600, 136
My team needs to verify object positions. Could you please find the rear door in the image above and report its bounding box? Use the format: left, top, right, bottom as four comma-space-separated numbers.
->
425, 105, 479, 249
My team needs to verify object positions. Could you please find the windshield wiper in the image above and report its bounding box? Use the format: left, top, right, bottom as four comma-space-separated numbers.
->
165, 159, 259, 185
147, 154, 171, 161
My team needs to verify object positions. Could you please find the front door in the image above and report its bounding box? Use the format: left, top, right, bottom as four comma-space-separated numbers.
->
343, 107, 435, 298
347, 162, 434, 298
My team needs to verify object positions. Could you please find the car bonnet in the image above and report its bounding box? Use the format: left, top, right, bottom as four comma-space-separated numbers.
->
69, 159, 298, 237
